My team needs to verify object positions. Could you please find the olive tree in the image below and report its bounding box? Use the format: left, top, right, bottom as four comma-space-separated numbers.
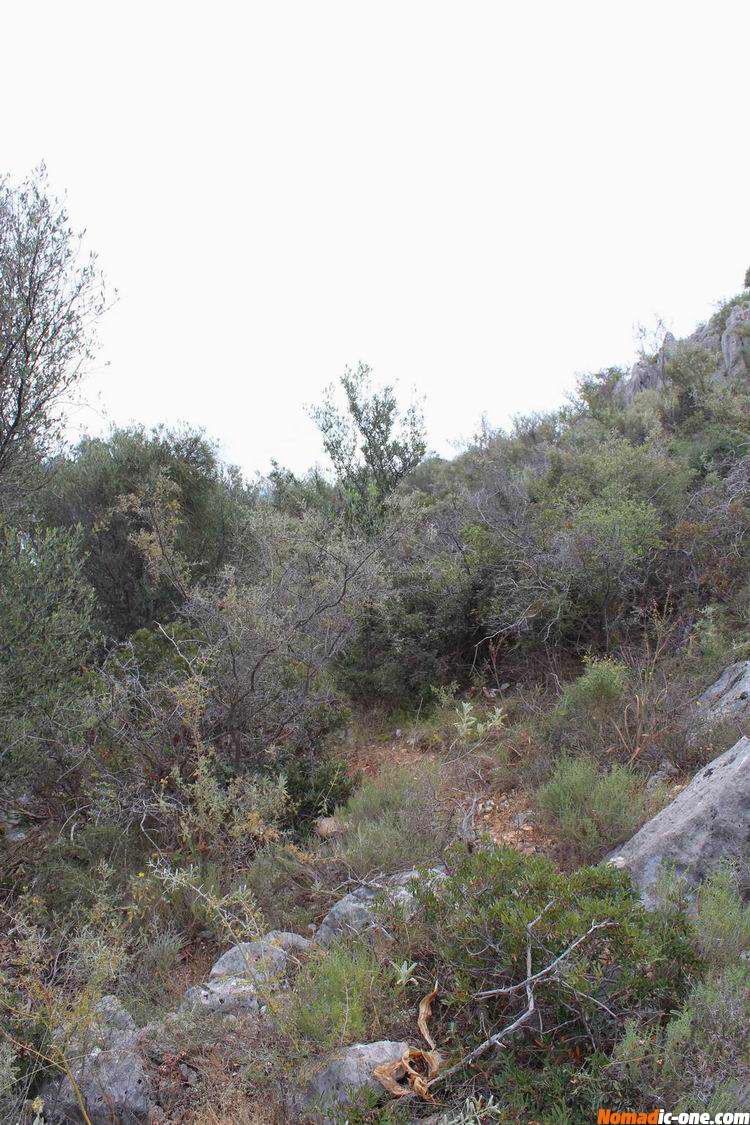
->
309, 362, 426, 530
0, 526, 98, 782
186, 505, 388, 768
0, 167, 106, 505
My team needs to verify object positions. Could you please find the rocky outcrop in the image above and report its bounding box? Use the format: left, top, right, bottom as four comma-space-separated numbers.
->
721, 304, 750, 380
182, 930, 311, 1015
696, 660, 750, 730
313, 867, 446, 946
313, 885, 383, 946
619, 298, 750, 404
609, 736, 750, 908
620, 332, 678, 404
39, 996, 151, 1124
296, 1040, 409, 1119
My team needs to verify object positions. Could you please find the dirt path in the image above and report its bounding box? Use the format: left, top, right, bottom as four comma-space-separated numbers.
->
343, 716, 558, 860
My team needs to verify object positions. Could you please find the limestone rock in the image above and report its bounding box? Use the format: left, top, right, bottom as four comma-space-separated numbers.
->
209, 930, 310, 980
644, 758, 678, 796
697, 660, 750, 729
182, 930, 310, 1016
608, 736, 750, 908
181, 975, 264, 1015
39, 996, 151, 1123
619, 301, 750, 404
297, 1040, 409, 1119
721, 304, 750, 380
314, 885, 380, 946
314, 867, 446, 946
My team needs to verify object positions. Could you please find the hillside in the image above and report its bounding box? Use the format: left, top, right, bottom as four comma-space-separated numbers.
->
4, 171, 750, 1122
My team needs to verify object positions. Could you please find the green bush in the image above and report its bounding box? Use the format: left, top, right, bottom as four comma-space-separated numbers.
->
536, 754, 656, 861
32, 825, 147, 918
283, 752, 357, 830
282, 941, 405, 1053
395, 845, 697, 1121
330, 767, 451, 879
557, 657, 629, 717
244, 843, 319, 933
691, 863, 750, 970
590, 865, 750, 1114
611, 966, 750, 1115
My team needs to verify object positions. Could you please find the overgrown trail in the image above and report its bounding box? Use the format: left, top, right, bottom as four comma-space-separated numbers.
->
342, 714, 559, 861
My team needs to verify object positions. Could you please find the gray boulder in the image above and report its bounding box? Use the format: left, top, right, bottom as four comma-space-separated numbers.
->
40, 996, 151, 1123
182, 930, 311, 1016
619, 302, 750, 406
620, 355, 665, 404
314, 885, 381, 946
314, 868, 446, 946
644, 758, 678, 797
620, 333, 678, 405
182, 974, 265, 1015
697, 660, 750, 729
209, 930, 310, 980
609, 736, 750, 908
297, 1040, 409, 1118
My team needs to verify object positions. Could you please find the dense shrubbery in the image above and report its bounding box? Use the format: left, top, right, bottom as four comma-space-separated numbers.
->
609, 866, 750, 1113
266, 846, 699, 1122
6, 169, 750, 1120
37, 425, 254, 637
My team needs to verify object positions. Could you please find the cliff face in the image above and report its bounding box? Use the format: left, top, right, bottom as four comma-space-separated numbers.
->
620, 295, 750, 403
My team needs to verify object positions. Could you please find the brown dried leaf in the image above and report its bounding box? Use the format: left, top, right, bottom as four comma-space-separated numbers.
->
373, 1056, 408, 1097
374, 1047, 443, 1101
418, 982, 438, 1049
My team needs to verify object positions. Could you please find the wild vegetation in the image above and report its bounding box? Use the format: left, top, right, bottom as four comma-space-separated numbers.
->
3, 168, 750, 1122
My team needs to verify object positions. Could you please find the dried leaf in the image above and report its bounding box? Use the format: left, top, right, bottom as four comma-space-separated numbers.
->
374, 1047, 443, 1101
373, 1056, 408, 1098
418, 982, 438, 1049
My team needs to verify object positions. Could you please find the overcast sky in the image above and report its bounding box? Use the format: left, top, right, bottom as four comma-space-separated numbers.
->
5, 1, 750, 476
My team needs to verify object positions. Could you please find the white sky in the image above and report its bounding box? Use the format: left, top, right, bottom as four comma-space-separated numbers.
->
4, 1, 750, 477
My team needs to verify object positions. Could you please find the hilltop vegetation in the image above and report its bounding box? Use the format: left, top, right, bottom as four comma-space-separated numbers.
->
3, 169, 750, 1122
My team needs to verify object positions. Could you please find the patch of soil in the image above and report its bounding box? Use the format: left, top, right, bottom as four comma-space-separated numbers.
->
477, 791, 558, 858
344, 731, 439, 782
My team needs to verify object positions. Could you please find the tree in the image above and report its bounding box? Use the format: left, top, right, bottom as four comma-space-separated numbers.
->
309, 362, 426, 530
38, 425, 253, 637
0, 525, 97, 781
186, 505, 386, 769
0, 167, 106, 506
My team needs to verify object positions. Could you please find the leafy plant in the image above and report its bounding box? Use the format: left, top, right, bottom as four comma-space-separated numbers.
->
536, 754, 657, 860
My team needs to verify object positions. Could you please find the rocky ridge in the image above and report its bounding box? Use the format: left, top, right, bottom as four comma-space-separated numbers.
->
620, 297, 750, 403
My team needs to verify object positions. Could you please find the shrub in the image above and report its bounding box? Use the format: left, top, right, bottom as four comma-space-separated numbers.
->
395, 846, 697, 1120
330, 767, 452, 879
557, 657, 629, 717
38, 425, 253, 637
0, 525, 98, 785
610, 966, 750, 1114
536, 754, 657, 861
603, 865, 750, 1113
281, 941, 405, 1053
32, 825, 147, 919
244, 843, 319, 933
691, 863, 750, 970
283, 752, 357, 831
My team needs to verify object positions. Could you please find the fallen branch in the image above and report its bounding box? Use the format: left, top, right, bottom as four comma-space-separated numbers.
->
429, 908, 615, 1090
474, 918, 616, 1000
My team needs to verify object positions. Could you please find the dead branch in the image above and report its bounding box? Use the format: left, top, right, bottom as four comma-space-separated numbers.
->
474, 918, 615, 1000
421, 908, 615, 1094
